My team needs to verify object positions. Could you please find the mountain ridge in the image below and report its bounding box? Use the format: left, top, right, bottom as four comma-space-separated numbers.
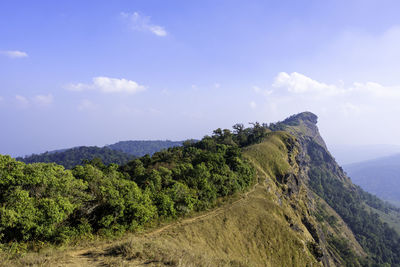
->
16, 140, 185, 169
2, 112, 400, 266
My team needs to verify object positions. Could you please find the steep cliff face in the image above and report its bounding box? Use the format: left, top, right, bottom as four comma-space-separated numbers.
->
278, 112, 400, 266
243, 123, 366, 266
274, 113, 366, 266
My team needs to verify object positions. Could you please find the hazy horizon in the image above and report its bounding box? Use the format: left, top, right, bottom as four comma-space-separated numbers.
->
2, 0, 400, 157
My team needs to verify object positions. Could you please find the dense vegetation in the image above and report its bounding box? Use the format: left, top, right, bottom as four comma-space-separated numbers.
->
0, 124, 267, 246
16, 146, 135, 169
4, 112, 400, 267
107, 140, 184, 157
307, 140, 400, 266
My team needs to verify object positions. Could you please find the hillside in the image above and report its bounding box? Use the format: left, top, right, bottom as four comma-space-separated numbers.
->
344, 154, 400, 206
16, 146, 135, 169
107, 140, 184, 157
16, 140, 184, 169
2, 112, 400, 266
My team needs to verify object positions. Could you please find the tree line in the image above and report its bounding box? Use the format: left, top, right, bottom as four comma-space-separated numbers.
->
0, 124, 267, 246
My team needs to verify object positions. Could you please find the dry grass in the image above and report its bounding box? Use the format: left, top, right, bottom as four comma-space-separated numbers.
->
1, 182, 320, 267
95, 181, 319, 267
0, 248, 69, 267
243, 132, 296, 181
2, 132, 354, 267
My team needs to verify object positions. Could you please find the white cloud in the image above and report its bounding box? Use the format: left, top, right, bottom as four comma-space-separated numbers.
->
121, 12, 167, 37
148, 25, 167, 37
255, 72, 400, 145
253, 85, 273, 96
33, 94, 53, 106
15, 95, 29, 108
93, 77, 145, 94
66, 83, 88, 92
269, 72, 400, 100
78, 100, 96, 111
350, 82, 400, 98
214, 83, 221, 88
14, 94, 54, 109
250, 101, 257, 109
273, 72, 343, 95
67, 76, 146, 94
0, 50, 28, 58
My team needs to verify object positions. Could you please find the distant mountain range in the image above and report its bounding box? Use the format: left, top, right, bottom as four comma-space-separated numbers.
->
329, 144, 400, 165
16, 140, 184, 169
343, 154, 400, 206
16, 146, 135, 169
106, 140, 184, 157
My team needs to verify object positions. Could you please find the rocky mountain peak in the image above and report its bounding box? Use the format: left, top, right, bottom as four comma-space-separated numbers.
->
281, 111, 318, 126
278, 112, 326, 150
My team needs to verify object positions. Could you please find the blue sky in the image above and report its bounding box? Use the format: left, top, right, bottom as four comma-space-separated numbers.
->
2, 0, 400, 156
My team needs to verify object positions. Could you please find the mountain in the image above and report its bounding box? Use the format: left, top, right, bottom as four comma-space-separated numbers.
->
2, 112, 400, 266
264, 112, 400, 265
329, 144, 400, 165
344, 154, 400, 206
16, 140, 184, 169
16, 146, 135, 169
106, 140, 184, 157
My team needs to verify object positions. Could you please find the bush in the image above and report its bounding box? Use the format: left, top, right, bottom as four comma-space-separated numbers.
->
1, 123, 260, 245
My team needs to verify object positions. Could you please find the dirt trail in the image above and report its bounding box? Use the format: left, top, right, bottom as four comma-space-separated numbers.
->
145, 181, 259, 237
58, 249, 96, 267
59, 171, 266, 267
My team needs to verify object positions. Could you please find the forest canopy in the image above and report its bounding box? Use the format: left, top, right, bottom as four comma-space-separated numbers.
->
0, 124, 266, 245
16, 146, 135, 169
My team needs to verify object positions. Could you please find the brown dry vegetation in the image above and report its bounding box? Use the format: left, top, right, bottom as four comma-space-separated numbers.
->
36, 184, 319, 267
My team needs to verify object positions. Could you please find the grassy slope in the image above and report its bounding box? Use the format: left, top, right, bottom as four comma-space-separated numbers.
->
3, 186, 319, 267
83, 131, 364, 266
2, 132, 320, 267
2, 131, 367, 266
103, 183, 317, 267
243, 131, 294, 180
244, 131, 366, 265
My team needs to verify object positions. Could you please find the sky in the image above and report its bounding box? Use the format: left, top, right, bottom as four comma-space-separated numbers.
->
2, 0, 400, 156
